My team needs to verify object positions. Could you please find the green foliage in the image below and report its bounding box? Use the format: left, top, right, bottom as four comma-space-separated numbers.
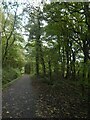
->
1, 2, 26, 86
2, 67, 21, 86
1, 2, 90, 91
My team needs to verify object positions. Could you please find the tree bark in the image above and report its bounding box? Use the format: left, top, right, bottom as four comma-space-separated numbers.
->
48, 59, 52, 81
35, 40, 40, 76
83, 3, 90, 62
39, 42, 46, 75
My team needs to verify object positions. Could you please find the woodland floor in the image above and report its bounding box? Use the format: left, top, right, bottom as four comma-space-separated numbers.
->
2, 74, 88, 118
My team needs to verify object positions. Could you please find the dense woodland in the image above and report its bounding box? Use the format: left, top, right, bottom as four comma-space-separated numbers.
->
0, 2, 90, 115
1, 1, 90, 117
1, 1, 90, 85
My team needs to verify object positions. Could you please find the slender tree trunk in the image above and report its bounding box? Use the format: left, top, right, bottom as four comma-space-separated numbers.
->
66, 49, 69, 78
2, 39, 9, 65
65, 38, 70, 78
72, 51, 76, 78
83, 40, 89, 63
57, 36, 61, 60
62, 46, 65, 78
83, 3, 90, 62
35, 12, 41, 77
48, 59, 52, 81
39, 42, 46, 75
54, 59, 59, 79
35, 40, 39, 76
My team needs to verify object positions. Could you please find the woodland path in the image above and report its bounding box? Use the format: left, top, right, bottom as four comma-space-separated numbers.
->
2, 74, 88, 118
2, 75, 38, 118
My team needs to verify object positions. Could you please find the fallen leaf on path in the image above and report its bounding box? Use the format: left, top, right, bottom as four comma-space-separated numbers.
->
6, 111, 9, 114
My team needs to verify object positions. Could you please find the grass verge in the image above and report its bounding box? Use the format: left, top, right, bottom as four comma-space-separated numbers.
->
2, 75, 23, 90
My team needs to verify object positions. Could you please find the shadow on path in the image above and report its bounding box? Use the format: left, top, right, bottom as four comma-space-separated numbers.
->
2, 74, 38, 118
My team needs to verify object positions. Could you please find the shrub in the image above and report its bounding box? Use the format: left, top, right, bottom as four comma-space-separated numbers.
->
2, 67, 21, 86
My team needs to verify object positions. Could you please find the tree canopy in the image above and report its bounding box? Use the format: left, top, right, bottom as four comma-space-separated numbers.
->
1, 1, 90, 98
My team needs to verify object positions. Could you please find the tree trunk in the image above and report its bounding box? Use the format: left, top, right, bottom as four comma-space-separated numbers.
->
83, 3, 90, 62
62, 46, 65, 78
72, 51, 76, 78
39, 42, 46, 75
83, 40, 89, 63
35, 40, 39, 76
66, 49, 69, 78
48, 59, 52, 81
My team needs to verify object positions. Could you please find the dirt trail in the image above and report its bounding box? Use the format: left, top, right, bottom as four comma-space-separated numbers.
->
2, 75, 88, 118
2, 75, 38, 118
